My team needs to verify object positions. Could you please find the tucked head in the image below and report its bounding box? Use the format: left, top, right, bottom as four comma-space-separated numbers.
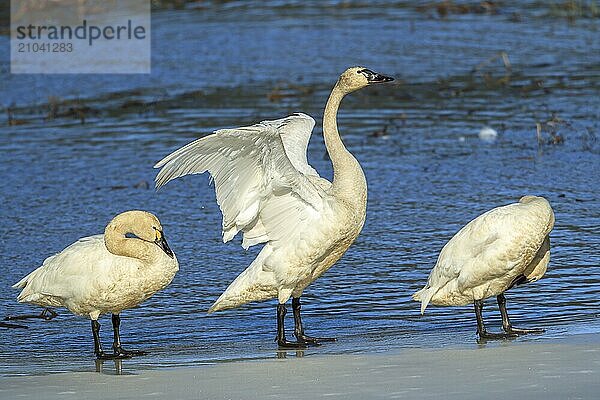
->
336, 66, 394, 94
106, 210, 174, 258
519, 195, 538, 204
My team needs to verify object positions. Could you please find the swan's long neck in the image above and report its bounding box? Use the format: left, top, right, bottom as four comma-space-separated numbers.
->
104, 217, 155, 262
323, 85, 367, 200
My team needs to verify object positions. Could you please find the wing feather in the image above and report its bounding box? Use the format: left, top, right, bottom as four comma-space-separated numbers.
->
414, 197, 554, 309
154, 113, 328, 248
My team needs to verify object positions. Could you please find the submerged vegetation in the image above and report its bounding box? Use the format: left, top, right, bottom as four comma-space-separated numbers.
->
4, 48, 595, 155
415, 1, 500, 17
547, 0, 600, 19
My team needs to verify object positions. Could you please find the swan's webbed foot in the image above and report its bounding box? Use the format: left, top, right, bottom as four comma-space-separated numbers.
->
95, 350, 133, 360
276, 337, 308, 350
95, 345, 147, 360
474, 299, 518, 341
296, 334, 336, 345
92, 318, 142, 360
4, 308, 57, 321
497, 294, 545, 336
291, 297, 336, 346
108, 314, 147, 357
276, 299, 336, 349
477, 330, 518, 340
113, 346, 148, 357
504, 327, 545, 335
276, 303, 308, 349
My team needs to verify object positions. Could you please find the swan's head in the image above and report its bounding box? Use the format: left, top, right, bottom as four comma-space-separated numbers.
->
519, 195, 539, 204
108, 210, 174, 258
336, 66, 394, 93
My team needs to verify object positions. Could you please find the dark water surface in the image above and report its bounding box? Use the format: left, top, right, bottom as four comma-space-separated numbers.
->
1, 2, 599, 376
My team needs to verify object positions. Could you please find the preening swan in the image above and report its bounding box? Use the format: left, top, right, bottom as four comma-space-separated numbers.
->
13, 210, 178, 358
413, 196, 554, 339
155, 67, 393, 348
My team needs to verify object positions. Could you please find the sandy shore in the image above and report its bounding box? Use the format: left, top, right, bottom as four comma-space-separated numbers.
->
2, 334, 599, 400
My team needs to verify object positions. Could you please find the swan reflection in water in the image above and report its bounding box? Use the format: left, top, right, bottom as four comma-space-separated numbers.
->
95, 358, 124, 375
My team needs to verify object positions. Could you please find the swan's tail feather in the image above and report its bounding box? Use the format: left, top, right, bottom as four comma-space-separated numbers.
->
13, 271, 36, 302
12, 267, 62, 306
207, 247, 276, 313
208, 287, 272, 313
412, 286, 435, 315
13, 276, 29, 290
207, 273, 275, 313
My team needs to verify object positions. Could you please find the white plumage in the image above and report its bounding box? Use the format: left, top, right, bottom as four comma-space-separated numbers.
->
13, 210, 179, 358
155, 67, 394, 346
413, 196, 554, 338
154, 115, 346, 312
156, 113, 327, 253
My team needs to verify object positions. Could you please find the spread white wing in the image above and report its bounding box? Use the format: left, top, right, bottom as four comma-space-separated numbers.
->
154, 113, 332, 249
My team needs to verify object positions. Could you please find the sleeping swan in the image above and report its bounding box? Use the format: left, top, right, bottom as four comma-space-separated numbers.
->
413, 196, 554, 339
13, 210, 178, 358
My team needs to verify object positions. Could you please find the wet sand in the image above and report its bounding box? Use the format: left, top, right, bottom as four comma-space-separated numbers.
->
2, 334, 599, 400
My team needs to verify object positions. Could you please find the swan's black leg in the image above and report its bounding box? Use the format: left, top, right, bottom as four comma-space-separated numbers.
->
474, 299, 517, 340
276, 304, 306, 349
292, 297, 336, 345
0, 321, 28, 329
111, 314, 147, 357
40, 308, 58, 320
5, 308, 57, 321
92, 320, 116, 359
497, 294, 544, 335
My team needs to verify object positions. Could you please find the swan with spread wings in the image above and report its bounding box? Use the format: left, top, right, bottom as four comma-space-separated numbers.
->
154, 67, 393, 348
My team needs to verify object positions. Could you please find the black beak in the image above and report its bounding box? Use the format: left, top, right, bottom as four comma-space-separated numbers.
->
359, 68, 394, 84
155, 234, 174, 258
368, 73, 394, 84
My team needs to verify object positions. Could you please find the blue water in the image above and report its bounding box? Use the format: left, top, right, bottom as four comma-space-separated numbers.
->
1, 1, 599, 376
